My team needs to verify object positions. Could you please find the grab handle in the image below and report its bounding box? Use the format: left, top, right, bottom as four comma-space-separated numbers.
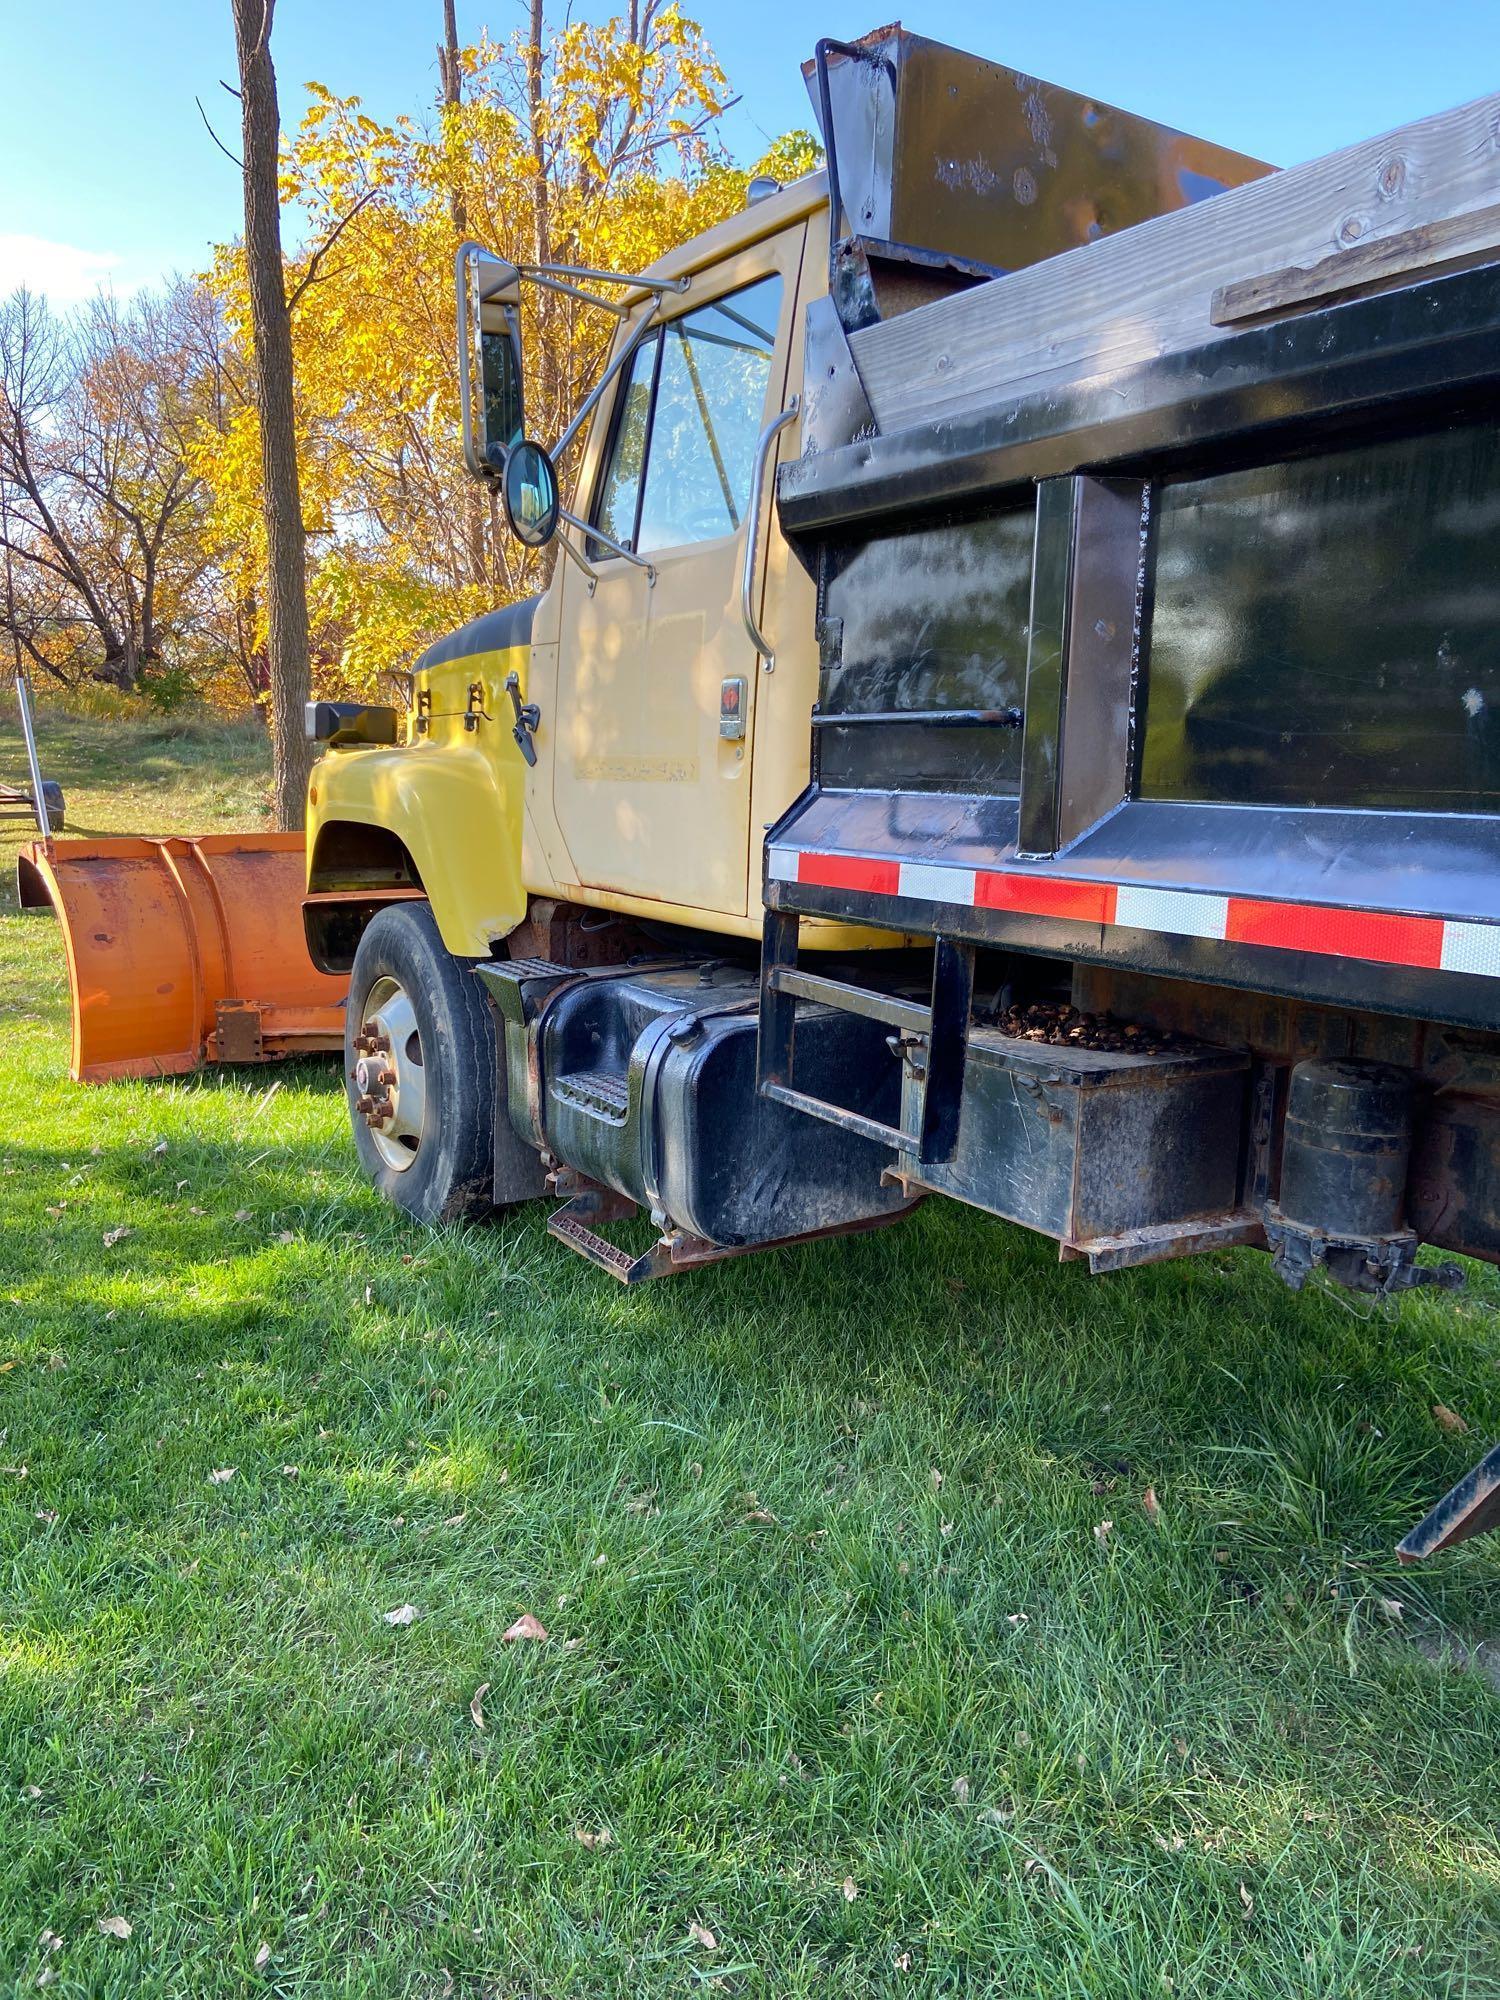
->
740, 395, 799, 672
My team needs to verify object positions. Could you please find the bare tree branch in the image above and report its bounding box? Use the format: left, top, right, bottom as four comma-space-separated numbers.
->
286, 187, 381, 314
196, 95, 243, 169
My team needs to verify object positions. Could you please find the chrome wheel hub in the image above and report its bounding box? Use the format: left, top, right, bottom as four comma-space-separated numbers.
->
351, 976, 426, 1171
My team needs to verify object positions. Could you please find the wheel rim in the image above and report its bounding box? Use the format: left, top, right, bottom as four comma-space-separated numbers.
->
351, 975, 427, 1172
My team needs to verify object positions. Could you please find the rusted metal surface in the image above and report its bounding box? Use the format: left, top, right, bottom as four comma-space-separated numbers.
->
803, 27, 1271, 325
546, 1178, 920, 1285
1060, 1213, 1266, 1274
18, 833, 346, 1082
1398, 1442, 1500, 1561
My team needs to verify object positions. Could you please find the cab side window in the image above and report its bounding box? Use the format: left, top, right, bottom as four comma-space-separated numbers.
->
592, 336, 657, 555
590, 271, 783, 559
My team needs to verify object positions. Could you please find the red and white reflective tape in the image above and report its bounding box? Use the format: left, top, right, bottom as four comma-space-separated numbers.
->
767, 847, 1500, 979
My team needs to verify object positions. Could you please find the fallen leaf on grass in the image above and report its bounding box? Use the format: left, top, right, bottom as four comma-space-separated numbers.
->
102, 1227, 131, 1249
35, 1509, 58, 1526
254, 1942, 271, 1970
951, 1775, 970, 1804
502, 1613, 548, 1643
688, 1921, 718, 1950
383, 1604, 420, 1627
1093, 1519, 1114, 1545
281, 1465, 298, 1479
21, 1784, 42, 1799
1005, 1612, 1029, 1628
0, 1359, 14, 1373
234, 1209, 252, 1224
207, 1468, 236, 1485
1238, 1882, 1255, 1917
575, 1826, 612, 1850
97, 1916, 132, 1939
894, 1951, 912, 1971
469, 1682, 489, 1730
1143, 1486, 1161, 1524
930, 1468, 944, 1491
742, 1508, 776, 1526
1433, 1403, 1469, 1434
842, 1878, 859, 1902
1378, 1597, 1405, 1623
277, 1231, 296, 1246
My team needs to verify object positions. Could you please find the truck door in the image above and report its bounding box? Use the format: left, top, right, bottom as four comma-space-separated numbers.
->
551, 226, 804, 917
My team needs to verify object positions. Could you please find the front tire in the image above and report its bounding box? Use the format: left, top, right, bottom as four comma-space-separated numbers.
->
345, 901, 496, 1223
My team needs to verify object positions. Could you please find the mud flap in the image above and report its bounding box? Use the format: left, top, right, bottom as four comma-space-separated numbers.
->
18, 833, 348, 1082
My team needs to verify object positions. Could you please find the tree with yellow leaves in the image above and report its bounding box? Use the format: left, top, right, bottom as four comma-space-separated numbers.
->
197, 2, 819, 704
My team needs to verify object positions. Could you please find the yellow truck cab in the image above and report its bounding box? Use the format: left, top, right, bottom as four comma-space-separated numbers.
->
306, 173, 833, 970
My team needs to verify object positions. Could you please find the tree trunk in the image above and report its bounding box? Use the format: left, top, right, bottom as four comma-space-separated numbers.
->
94, 643, 137, 692
231, 0, 313, 831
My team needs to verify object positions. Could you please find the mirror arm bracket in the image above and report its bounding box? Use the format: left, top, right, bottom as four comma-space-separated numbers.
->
557, 505, 655, 586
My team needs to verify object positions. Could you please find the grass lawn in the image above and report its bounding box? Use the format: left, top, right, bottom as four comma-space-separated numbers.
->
1, 701, 1498, 1998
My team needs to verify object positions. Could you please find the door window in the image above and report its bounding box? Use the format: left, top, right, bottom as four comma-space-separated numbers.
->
591, 336, 657, 554
590, 271, 783, 558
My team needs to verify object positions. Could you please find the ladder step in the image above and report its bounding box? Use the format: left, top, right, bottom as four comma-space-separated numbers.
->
502, 956, 571, 979
547, 1205, 642, 1280
759, 1079, 907, 1152
552, 1067, 630, 1119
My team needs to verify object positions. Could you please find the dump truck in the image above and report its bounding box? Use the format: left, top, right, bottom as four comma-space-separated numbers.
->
35, 26, 1500, 1553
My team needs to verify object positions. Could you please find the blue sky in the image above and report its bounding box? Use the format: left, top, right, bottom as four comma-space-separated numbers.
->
1, 0, 1492, 302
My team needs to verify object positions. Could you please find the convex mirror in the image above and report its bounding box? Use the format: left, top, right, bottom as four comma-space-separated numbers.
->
501, 441, 560, 548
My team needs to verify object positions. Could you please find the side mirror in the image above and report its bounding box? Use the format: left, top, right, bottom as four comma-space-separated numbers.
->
501, 440, 560, 548
456, 242, 524, 479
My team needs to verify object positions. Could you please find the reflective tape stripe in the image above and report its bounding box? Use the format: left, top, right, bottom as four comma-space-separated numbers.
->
975, 872, 1117, 924
1224, 899, 1445, 969
1441, 921, 1500, 978
898, 862, 977, 905
769, 848, 1500, 980
1114, 885, 1229, 940
797, 851, 901, 895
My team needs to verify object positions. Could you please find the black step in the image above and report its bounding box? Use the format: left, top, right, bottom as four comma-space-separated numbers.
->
552, 1068, 630, 1120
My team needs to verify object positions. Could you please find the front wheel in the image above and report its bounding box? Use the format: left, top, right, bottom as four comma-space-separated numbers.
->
345, 901, 497, 1223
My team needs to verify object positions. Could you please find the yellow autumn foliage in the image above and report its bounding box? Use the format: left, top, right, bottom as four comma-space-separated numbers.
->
193, 5, 819, 704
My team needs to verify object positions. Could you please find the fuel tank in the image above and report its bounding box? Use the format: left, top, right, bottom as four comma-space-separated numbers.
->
480, 957, 908, 1247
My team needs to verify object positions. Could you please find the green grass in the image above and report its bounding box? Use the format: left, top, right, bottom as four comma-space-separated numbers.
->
1, 706, 1499, 1998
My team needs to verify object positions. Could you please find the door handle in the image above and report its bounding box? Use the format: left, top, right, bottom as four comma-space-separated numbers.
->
504, 670, 541, 766
740, 394, 799, 673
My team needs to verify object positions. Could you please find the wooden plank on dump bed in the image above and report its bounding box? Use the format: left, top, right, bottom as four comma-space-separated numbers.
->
848, 91, 1500, 436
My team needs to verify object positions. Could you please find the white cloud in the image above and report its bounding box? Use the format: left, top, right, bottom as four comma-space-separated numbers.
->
0, 233, 126, 306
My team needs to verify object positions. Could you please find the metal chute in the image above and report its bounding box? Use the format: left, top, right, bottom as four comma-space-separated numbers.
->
18, 832, 347, 1083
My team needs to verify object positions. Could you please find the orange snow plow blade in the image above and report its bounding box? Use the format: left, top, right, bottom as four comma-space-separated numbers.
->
17, 833, 348, 1083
